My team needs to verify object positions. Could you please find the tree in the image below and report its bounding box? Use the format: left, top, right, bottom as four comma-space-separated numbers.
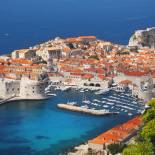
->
122, 140, 154, 155
107, 143, 124, 155
142, 107, 155, 123
140, 119, 155, 142
148, 99, 155, 108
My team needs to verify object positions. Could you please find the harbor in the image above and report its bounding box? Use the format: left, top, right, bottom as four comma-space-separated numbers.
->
48, 86, 145, 116
0, 89, 140, 155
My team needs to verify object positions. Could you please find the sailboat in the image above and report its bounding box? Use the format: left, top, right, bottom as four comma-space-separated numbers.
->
82, 92, 90, 104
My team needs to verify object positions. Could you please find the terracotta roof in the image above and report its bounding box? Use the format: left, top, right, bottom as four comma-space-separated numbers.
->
79, 36, 96, 39
82, 74, 94, 79
11, 58, 33, 65
119, 80, 132, 85
89, 116, 141, 145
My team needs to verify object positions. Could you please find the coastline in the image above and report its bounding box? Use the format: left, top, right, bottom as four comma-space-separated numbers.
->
67, 143, 89, 155
67, 116, 141, 155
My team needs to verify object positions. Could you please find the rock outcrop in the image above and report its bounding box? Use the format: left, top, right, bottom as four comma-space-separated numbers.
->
128, 27, 155, 49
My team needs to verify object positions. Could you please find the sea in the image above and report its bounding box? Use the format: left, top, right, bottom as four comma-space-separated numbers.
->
0, 0, 155, 154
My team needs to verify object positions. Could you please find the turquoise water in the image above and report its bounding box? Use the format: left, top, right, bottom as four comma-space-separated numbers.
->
0, 0, 155, 54
0, 90, 142, 155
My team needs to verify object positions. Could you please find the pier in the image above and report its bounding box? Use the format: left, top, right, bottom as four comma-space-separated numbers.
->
0, 96, 16, 105
57, 104, 119, 116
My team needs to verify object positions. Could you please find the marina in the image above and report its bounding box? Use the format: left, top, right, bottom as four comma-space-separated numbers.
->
53, 87, 145, 116
0, 89, 137, 155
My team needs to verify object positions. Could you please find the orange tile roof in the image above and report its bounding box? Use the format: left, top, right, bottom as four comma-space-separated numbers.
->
11, 58, 33, 65
123, 71, 147, 76
89, 116, 141, 145
119, 80, 132, 85
0, 59, 5, 63
82, 74, 94, 79
98, 74, 106, 80
79, 36, 96, 39
63, 47, 71, 53
66, 38, 80, 43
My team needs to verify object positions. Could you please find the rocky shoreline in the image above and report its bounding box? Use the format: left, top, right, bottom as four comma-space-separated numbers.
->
67, 143, 89, 155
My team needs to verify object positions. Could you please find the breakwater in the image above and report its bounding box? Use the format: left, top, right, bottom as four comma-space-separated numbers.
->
57, 104, 118, 116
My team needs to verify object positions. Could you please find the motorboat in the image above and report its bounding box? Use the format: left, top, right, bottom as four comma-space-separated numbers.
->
103, 105, 109, 108
47, 93, 57, 96
128, 113, 133, 116
93, 99, 101, 102
95, 89, 109, 95
83, 100, 91, 104
67, 101, 77, 106
81, 105, 89, 109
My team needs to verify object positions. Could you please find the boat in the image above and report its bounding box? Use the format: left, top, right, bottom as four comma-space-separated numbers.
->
93, 99, 101, 102
82, 93, 90, 104
106, 102, 114, 105
47, 93, 57, 96
101, 100, 106, 103
95, 89, 109, 95
67, 101, 77, 105
94, 103, 98, 106
60, 86, 71, 91
45, 84, 52, 92
128, 113, 133, 116
45, 90, 51, 94
103, 105, 109, 108
83, 100, 91, 104
145, 105, 150, 109
81, 105, 89, 108
140, 109, 146, 114
80, 90, 85, 93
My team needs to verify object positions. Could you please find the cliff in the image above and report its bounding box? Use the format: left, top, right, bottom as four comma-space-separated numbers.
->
128, 27, 155, 49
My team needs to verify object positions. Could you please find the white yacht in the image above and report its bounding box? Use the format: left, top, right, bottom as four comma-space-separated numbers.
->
80, 89, 85, 93
83, 100, 91, 104
81, 105, 89, 108
93, 99, 101, 102
103, 105, 109, 108
67, 101, 77, 106
128, 113, 133, 116
95, 89, 109, 95
106, 102, 114, 105
47, 93, 57, 96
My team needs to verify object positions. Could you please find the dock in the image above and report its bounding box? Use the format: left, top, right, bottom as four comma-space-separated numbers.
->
57, 104, 119, 116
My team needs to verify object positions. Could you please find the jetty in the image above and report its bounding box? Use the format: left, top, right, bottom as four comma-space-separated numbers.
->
57, 104, 118, 116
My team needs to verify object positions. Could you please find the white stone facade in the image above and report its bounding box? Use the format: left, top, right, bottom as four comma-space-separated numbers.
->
0, 77, 48, 100
114, 73, 155, 102
12, 49, 36, 60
